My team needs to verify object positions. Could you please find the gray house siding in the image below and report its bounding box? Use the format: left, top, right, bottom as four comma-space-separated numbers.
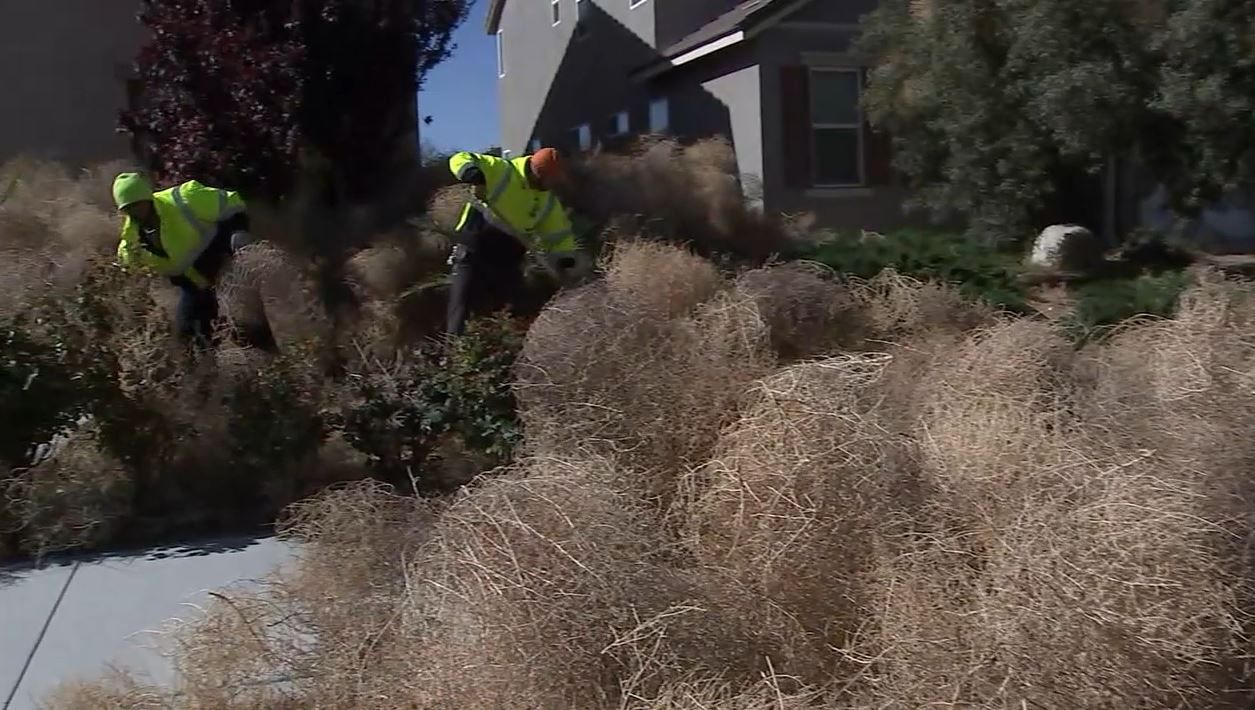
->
651, 42, 763, 206
754, 10, 926, 232
704, 62, 764, 208
494, 0, 926, 233
497, 0, 656, 155
0, 0, 145, 166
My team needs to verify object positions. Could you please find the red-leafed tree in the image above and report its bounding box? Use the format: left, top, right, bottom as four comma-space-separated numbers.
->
121, 0, 470, 202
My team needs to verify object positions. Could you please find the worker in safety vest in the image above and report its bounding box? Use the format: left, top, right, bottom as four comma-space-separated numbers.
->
112, 172, 255, 350
445, 147, 591, 335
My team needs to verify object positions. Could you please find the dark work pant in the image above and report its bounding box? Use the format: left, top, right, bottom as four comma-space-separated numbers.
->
446, 225, 528, 336
169, 223, 236, 351
176, 284, 220, 349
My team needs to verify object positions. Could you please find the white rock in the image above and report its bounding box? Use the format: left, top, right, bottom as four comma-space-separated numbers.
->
1027, 224, 1104, 272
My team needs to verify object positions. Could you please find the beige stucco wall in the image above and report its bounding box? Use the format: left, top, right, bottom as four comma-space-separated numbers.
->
0, 0, 145, 166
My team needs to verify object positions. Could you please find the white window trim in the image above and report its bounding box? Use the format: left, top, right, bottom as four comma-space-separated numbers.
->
496, 30, 505, 78
630, 0, 648, 8
809, 67, 865, 189
551, 0, 561, 26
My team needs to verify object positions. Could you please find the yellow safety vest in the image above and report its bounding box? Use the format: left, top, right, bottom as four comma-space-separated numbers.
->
116, 180, 246, 289
448, 151, 578, 253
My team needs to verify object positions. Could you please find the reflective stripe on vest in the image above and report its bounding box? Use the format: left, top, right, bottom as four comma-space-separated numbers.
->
468, 197, 524, 240
485, 168, 513, 207
534, 194, 557, 227
168, 185, 218, 276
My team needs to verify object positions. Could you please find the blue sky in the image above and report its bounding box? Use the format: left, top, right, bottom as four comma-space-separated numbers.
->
417, 0, 500, 154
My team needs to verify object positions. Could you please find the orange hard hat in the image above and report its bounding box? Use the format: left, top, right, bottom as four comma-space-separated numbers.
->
529, 147, 566, 184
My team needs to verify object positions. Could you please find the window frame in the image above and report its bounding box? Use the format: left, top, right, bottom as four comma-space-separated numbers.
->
808, 67, 865, 188
648, 97, 670, 134
551, 0, 562, 26
571, 123, 592, 152
496, 30, 506, 78
574, 0, 590, 38
608, 110, 630, 136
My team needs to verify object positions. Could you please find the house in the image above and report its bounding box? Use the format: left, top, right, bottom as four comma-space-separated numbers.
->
486, 0, 921, 232
0, 0, 146, 167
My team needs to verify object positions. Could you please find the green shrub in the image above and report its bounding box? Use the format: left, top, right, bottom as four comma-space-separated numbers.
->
177, 350, 330, 520
338, 315, 525, 492
803, 229, 1032, 312
1064, 269, 1194, 340
0, 257, 341, 557
0, 327, 96, 468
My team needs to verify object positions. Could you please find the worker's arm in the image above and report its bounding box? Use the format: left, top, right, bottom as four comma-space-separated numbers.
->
180, 180, 253, 251
116, 238, 134, 268
448, 152, 488, 186
115, 221, 141, 272
179, 181, 249, 225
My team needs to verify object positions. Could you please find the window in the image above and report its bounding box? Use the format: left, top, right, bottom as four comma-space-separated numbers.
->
551, 0, 561, 25
575, 0, 590, 37
529, 138, 543, 153
570, 124, 592, 152
607, 110, 630, 136
809, 69, 863, 186
496, 30, 505, 78
649, 97, 670, 133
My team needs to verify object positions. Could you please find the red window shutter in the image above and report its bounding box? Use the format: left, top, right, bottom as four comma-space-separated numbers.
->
780, 66, 812, 190
862, 68, 893, 186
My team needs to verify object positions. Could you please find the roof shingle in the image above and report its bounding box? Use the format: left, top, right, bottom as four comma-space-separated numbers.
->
655, 0, 784, 60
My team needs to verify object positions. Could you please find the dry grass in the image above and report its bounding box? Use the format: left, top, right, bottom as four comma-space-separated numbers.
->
516, 242, 777, 508
8, 151, 1255, 708
45, 242, 1255, 709
567, 136, 800, 261
3, 425, 134, 557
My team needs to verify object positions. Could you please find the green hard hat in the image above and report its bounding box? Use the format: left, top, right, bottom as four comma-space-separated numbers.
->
112, 172, 153, 210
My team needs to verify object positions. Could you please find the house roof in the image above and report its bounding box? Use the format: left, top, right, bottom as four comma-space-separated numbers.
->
486, 0, 505, 34
488, 0, 797, 41
632, 0, 806, 79
487, 0, 809, 70
656, 0, 784, 60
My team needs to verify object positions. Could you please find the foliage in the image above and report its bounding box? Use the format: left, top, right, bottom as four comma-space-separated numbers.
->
855, 0, 1230, 242
1064, 268, 1193, 340
122, 0, 471, 202
0, 327, 96, 468
1152, 0, 1255, 212
803, 230, 1032, 312
338, 315, 526, 492
207, 352, 330, 512
122, 0, 304, 200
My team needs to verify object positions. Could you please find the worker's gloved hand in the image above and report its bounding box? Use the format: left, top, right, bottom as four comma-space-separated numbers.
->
546, 251, 592, 284
447, 242, 470, 267
460, 167, 486, 186
230, 230, 255, 253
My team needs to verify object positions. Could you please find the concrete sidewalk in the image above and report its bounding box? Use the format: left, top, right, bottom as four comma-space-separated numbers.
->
0, 535, 297, 710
